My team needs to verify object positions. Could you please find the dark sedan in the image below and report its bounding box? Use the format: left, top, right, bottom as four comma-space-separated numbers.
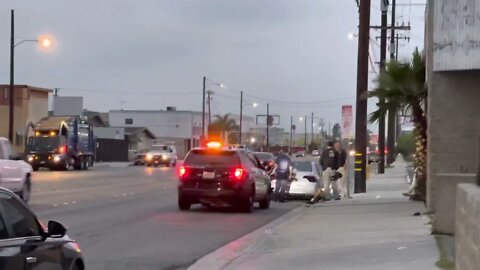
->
0, 188, 84, 270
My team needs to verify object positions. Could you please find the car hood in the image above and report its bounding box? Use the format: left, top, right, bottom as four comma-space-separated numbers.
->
146, 151, 169, 155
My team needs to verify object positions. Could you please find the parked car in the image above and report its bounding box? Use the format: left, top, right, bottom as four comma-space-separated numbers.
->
145, 144, 177, 167
253, 152, 275, 168
0, 187, 85, 269
177, 142, 272, 212
311, 150, 320, 156
271, 160, 321, 199
0, 137, 33, 203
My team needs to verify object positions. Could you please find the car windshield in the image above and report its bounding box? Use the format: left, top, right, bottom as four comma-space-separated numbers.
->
184, 150, 239, 166
254, 152, 274, 162
151, 145, 169, 152
292, 161, 313, 172
27, 136, 59, 152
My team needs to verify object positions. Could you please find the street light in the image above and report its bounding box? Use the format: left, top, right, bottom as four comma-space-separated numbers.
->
348, 32, 358, 40
9, 9, 55, 142
239, 90, 258, 145
202, 76, 225, 143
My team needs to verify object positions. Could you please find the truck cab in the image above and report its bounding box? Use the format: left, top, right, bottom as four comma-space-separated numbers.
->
0, 138, 33, 202
144, 144, 178, 167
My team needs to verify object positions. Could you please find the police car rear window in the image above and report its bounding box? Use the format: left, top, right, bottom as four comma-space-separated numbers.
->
184, 150, 240, 166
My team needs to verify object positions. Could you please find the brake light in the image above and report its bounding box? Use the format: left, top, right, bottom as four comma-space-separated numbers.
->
231, 167, 245, 181
59, 146, 66, 153
178, 166, 188, 179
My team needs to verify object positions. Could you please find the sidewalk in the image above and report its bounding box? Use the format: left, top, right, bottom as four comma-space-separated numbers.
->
189, 158, 441, 270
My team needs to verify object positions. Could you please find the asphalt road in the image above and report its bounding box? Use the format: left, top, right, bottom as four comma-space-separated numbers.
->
29, 165, 299, 270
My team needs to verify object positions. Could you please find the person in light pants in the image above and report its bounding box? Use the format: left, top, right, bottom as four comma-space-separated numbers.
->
335, 142, 348, 197
309, 141, 338, 203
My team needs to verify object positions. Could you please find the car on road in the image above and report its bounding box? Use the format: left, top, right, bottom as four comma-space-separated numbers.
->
145, 144, 177, 167
253, 152, 275, 167
133, 149, 149, 166
295, 151, 306, 158
177, 142, 272, 213
311, 150, 320, 156
0, 138, 33, 203
0, 187, 85, 269
271, 160, 321, 199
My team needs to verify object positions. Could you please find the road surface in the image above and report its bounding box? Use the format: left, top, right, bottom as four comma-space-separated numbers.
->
29, 166, 299, 270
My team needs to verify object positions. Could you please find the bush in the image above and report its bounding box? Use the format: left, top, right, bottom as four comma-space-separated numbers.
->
396, 132, 415, 161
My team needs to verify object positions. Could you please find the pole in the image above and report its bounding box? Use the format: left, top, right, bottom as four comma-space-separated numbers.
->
207, 90, 212, 127
304, 115, 307, 152
387, 0, 397, 165
378, 0, 388, 174
201, 76, 206, 141
239, 91, 243, 145
266, 104, 270, 151
395, 33, 399, 61
8, 9, 15, 143
289, 116, 293, 154
354, 0, 370, 194
311, 112, 314, 146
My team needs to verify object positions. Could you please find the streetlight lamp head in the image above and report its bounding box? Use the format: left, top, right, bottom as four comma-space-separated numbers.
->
40, 37, 52, 48
252, 102, 258, 108
250, 137, 256, 144
347, 32, 357, 40
299, 117, 303, 122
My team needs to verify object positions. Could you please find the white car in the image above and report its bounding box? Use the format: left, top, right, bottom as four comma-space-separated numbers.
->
271, 160, 321, 199
144, 144, 178, 167
0, 137, 33, 202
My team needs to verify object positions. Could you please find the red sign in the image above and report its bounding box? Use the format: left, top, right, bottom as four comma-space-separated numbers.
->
341, 105, 353, 139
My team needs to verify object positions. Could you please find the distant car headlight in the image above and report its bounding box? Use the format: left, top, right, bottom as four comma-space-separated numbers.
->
27, 155, 34, 162
53, 155, 62, 163
145, 154, 153, 161
162, 155, 168, 160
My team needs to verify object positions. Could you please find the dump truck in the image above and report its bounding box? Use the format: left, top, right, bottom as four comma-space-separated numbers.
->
26, 116, 95, 171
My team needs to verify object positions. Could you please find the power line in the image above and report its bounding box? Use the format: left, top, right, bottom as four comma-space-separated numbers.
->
58, 87, 199, 96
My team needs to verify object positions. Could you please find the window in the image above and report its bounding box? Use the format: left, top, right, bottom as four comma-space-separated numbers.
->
0, 144, 5, 160
0, 195, 40, 238
0, 214, 8, 240
184, 150, 239, 166
125, 118, 133, 125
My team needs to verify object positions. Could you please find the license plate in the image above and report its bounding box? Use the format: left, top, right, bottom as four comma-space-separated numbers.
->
40, 161, 45, 164
154, 161, 159, 164
202, 171, 215, 179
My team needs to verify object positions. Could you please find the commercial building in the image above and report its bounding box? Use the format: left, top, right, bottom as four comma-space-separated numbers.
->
0, 85, 52, 153
109, 108, 203, 157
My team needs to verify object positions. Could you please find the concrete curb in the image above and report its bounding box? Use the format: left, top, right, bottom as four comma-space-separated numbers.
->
188, 206, 306, 270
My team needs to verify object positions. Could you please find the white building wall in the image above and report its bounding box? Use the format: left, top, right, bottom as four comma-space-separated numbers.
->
109, 110, 203, 139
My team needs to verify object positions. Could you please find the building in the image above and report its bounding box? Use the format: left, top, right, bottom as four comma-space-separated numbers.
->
426, 1, 480, 267
109, 108, 204, 157
0, 85, 52, 153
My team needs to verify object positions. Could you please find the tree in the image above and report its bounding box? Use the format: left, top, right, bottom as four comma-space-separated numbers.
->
332, 123, 341, 140
367, 48, 427, 201
208, 114, 239, 143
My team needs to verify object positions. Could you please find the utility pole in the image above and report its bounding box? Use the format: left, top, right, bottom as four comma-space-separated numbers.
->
387, 0, 397, 165
354, 0, 371, 194
311, 112, 314, 146
378, 0, 388, 174
289, 116, 293, 154
239, 91, 243, 145
207, 90, 213, 127
304, 115, 307, 152
266, 104, 270, 151
8, 10, 15, 143
201, 76, 206, 141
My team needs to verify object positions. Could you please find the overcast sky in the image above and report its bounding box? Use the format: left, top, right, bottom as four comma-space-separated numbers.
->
0, 0, 425, 131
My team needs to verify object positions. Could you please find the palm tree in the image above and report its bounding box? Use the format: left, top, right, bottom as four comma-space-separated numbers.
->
208, 114, 239, 143
367, 48, 427, 201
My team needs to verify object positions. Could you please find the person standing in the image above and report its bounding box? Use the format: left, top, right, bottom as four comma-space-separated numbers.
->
309, 141, 338, 204
335, 142, 348, 198
273, 152, 293, 202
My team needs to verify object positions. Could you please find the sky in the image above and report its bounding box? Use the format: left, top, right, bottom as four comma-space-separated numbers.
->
0, 0, 426, 132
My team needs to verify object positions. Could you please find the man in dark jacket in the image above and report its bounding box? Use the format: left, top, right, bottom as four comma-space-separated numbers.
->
309, 142, 338, 203
273, 152, 293, 202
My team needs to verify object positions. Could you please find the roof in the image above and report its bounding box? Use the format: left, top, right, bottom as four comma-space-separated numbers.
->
82, 110, 109, 127
0, 85, 53, 93
109, 109, 203, 115
123, 127, 156, 139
